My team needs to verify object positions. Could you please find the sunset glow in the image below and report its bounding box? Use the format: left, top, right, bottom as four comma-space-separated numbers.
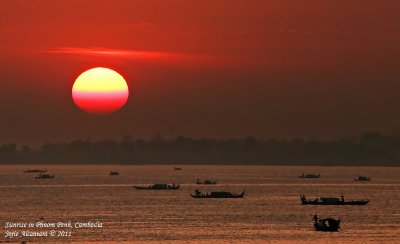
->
72, 67, 129, 115
1, 1, 400, 243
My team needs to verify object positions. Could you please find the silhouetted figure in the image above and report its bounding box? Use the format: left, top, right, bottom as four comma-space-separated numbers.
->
195, 189, 200, 196
341, 195, 344, 202
313, 214, 319, 224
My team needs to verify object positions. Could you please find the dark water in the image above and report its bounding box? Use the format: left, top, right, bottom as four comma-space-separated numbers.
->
0, 165, 399, 243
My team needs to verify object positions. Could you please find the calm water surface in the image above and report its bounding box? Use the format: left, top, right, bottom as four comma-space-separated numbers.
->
0, 165, 399, 243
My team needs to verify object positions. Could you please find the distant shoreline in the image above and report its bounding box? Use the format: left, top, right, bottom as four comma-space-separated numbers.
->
1, 133, 400, 167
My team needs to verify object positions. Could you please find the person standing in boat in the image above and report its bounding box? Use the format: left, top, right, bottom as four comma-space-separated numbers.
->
195, 189, 200, 196
341, 195, 344, 202
313, 214, 319, 224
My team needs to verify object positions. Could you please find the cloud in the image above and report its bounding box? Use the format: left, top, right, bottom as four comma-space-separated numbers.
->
43, 47, 252, 68
45, 47, 182, 60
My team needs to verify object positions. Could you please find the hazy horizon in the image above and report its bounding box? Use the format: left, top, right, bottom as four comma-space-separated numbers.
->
1, 132, 399, 166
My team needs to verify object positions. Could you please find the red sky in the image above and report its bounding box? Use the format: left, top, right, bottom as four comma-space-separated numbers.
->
1, 0, 400, 145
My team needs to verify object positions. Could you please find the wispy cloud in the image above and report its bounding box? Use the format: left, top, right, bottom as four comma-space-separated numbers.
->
43, 47, 252, 68
45, 47, 186, 60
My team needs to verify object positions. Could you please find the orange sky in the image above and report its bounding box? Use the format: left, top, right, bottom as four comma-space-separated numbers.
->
1, 0, 400, 144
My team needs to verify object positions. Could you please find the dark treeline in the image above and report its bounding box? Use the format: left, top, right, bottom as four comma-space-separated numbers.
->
1, 133, 400, 166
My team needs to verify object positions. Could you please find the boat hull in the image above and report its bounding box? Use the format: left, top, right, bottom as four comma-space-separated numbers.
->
314, 223, 339, 232
133, 184, 180, 190
196, 181, 217, 185
301, 201, 369, 205
191, 191, 245, 198
299, 175, 320, 178
24, 170, 47, 173
35, 176, 55, 179
134, 187, 180, 190
302, 200, 369, 205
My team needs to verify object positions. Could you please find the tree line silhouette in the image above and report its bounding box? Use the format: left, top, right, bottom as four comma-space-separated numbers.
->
1, 132, 400, 165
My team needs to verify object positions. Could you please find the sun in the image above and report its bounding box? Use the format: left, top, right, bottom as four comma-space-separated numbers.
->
72, 67, 129, 115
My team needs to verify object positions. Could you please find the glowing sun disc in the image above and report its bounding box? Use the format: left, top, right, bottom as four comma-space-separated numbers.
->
72, 67, 129, 115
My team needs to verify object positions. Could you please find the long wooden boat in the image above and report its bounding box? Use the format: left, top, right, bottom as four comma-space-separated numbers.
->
191, 190, 245, 198
196, 179, 217, 185
35, 173, 55, 179
301, 195, 369, 205
354, 176, 370, 181
134, 184, 180, 190
24, 168, 47, 173
299, 173, 320, 178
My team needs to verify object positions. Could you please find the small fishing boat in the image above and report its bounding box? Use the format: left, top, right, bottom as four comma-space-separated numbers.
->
196, 178, 217, 185
191, 189, 245, 198
174, 167, 182, 170
109, 171, 119, 176
354, 176, 370, 181
23, 168, 47, 173
134, 183, 180, 190
300, 195, 369, 205
313, 214, 340, 232
299, 173, 320, 178
35, 173, 55, 179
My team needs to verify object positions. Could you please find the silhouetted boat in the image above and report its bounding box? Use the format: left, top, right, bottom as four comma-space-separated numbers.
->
35, 173, 55, 179
300, 195, 369, 205
133, 183, 180, 190
191, 189, 245, 198
354, 176, 370, 181
109, 171, 119, 176
313, 214, 340, 232
174, 167, 182, 170
24, 168, 47, 173
299, 173, 320, 178
196, 178, 217, 185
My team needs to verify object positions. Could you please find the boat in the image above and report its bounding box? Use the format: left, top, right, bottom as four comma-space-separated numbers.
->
191, 189, 245, 198
313, 214, 341, 232
174, 167, 182, 170
354, 176, 370, 181
196, 178, 217, 185
299, 173, 320, 178
133, 183, 180, 190
300, 195, 369, 205
23, 168, 47, 173
109, 171, 119, 176
35, 173, 55, 179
